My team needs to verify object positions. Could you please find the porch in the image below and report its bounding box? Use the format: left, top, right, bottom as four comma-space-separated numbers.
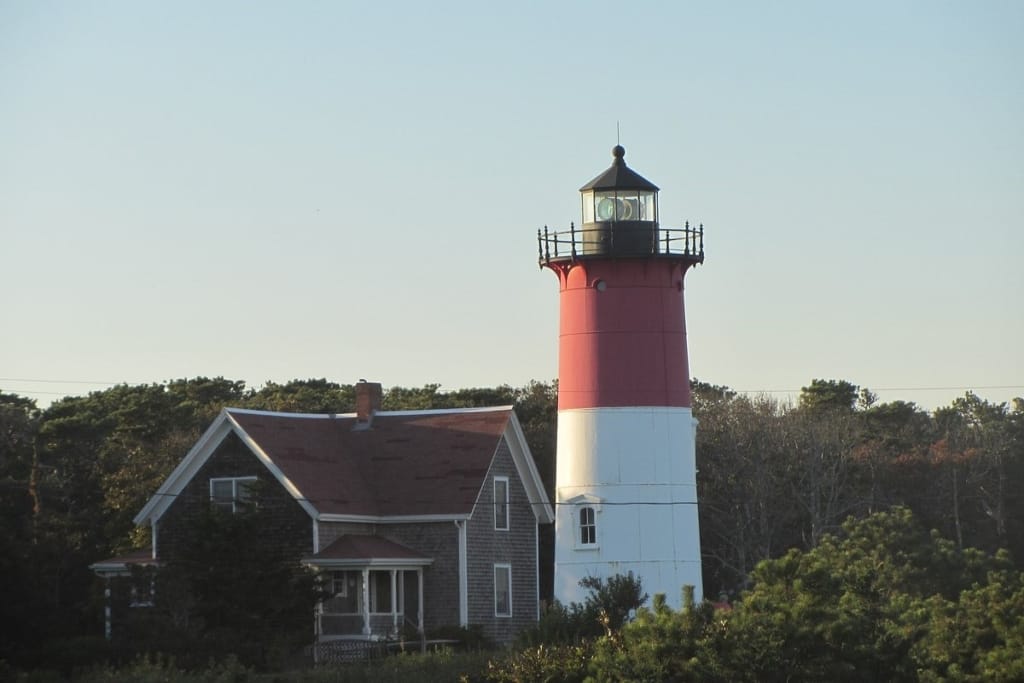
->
304, 535, 433, 654
318, 567, 424, 639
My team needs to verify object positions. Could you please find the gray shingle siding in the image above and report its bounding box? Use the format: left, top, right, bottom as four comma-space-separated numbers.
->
380, 522, 461, 632
466, 436, 539, 645
157, 432, 313, 562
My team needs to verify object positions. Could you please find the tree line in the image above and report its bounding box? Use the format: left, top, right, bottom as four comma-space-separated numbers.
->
0, 376, 1020, 672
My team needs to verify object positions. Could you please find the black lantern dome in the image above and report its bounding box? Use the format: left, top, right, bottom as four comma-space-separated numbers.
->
579, 145, 659, 226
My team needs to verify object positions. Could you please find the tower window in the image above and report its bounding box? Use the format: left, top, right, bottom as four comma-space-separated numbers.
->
494, 477, 509, 531
579, 506, 597, 545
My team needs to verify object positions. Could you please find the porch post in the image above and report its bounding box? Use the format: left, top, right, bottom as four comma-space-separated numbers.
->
390, 569, 398, 636
103, 577, 112, 640
361, 568, 371, 636
417, 568, 424, 635
314, 574, 323, 664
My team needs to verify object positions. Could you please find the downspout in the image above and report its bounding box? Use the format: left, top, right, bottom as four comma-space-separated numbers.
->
455, 520, 468, 627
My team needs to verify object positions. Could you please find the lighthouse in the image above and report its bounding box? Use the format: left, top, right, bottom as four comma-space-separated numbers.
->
538, 145, 705, 608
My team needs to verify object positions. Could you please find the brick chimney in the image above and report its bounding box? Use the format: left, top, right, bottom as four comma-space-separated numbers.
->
354, 380, 382, 430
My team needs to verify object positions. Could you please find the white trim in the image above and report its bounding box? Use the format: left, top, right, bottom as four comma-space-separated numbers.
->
224, 412, 319, 518
494, 563, 512, 618
361, 568, 371, 635
534, 522, 540, 620
312, 520, 320, 554
390, 570, 398, 635
456, 520, 468, 627
566, 492, 603, 507
223, 405, 515, 420
304, 557, 433, 569
89, 560, 159, 575
503, 413, 555, 524
417, 568, 424, 634
317, 513, 468, 524
133, 409, 320, 525
133, 411, 234, 524
493, 476, 510, 531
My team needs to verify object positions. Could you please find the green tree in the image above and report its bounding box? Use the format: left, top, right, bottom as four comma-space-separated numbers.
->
244, 378, 354, 413
0, 392, 44, 661
724, 508, 1011, 682
910, 563, 1024, 682
799, 378, 860, 413
586, 587, 726, 683
152, 501, 322, 668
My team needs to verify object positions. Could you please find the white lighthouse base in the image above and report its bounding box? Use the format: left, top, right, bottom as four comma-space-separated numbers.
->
553, 406, 703, 609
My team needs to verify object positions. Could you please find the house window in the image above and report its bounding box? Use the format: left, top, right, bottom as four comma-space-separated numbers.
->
494, 564, 512, 617
579, 506, 597, 545
326, 571, 360, 614
494, 476, 509, 531
128, 567, 156, 607
209, 476, 256, 513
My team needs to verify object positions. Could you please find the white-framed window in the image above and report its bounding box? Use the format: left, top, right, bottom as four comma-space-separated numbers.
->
331, 571, 351, 598
579, 506, 597, 545
494, 476, 509, 531
209, 476, 257, 513
325, 571, 360, 614
568, 494, 602, 550
128, 567, 156, 608
494, 564, 512, 617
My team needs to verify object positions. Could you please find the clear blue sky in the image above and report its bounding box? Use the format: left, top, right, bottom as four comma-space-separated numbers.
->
2, 1, 1022, 410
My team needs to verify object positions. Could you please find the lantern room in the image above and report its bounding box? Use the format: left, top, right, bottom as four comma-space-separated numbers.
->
579, 144, 659, 226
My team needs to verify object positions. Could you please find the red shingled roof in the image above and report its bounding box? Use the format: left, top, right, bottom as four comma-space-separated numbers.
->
308, 535, 428, 563
227, 408, 511, 518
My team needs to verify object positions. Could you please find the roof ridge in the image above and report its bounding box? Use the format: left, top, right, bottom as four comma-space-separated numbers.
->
225, 405, 514, 419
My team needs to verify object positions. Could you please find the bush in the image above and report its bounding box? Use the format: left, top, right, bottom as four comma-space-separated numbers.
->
486, 643, 591, 683
518, 573, 648, 646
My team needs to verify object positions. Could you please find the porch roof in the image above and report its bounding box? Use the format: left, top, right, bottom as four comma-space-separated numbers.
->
90, 548, 158, 576
304, 535, 433, 569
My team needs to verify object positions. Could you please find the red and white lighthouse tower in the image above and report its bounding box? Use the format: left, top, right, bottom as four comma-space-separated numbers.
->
539, 145, 705, 607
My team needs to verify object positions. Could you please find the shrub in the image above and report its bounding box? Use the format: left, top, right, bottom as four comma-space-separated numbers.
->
486, 643, 591, 683
518, 572, 648, 646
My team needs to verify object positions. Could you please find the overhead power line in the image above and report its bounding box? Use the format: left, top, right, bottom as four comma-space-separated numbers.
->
0, 377, 122, 385
3, 377, 1022, 393
728, 385, 1024, 394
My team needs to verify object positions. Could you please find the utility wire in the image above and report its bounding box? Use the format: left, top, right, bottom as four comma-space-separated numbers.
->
4, 377, 1022, 393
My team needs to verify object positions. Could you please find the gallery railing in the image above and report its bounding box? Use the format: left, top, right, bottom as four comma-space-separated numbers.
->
538, 221, 704, 266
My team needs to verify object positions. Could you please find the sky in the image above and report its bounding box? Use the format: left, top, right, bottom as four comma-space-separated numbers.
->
2, 1, 1022, 412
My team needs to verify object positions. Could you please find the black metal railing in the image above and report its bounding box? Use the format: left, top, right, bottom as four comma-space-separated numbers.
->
538, 221, 705, 266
